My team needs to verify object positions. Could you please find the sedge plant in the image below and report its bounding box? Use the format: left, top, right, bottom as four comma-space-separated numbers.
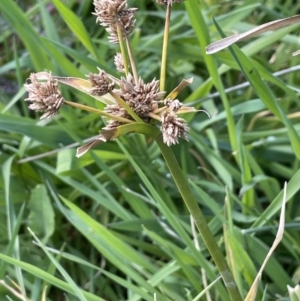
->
23, 0, 242, 300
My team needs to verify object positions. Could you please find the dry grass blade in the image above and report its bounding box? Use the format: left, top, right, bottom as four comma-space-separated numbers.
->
292, 49, 300, 56
206, 14, 300, 54
76, 129, 116, 158
287, 284, 300, 301
244, 182, 287, 301
41, 286, 48, 301
192, 276, 222, 301
166, 78, 193, 100
0, 279, 31, 301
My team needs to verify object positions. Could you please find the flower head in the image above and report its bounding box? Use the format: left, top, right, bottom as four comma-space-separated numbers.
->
88, 69, 115, 96
93, 0, 137, 43
160, 111, 189, 146
164, 98, 182, 112
24, 73, 64, 119
117, 74, 165, 117
102, 74, 193, 146
93, 0, 127, 26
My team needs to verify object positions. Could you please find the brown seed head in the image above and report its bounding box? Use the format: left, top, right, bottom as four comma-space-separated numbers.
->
88, 69, 115, 96
117, 74, 165, 117
93, 0, 127, 26
104, 75, 166, 129
24, 73, 64, 119
164, 98, 182, 112
160, 111, 189, 146
93, 0, 137, 43
105, 8, 137, 43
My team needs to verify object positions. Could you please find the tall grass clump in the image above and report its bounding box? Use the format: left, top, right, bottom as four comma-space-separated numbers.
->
1, 1, 300, 301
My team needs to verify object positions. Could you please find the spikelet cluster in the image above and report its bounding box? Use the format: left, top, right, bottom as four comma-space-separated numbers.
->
24, 73, 64, 119
24, 0, 191, 149
93, 0, 137, 43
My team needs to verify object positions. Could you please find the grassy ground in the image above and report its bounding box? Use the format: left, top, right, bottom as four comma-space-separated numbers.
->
1, 0, 300, 300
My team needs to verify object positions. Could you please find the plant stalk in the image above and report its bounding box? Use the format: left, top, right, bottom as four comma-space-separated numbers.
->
117, 24, 129, 75
159, 4, 171, 92
64, 100, 133, 124
125, 36, 139, 85
156, 136, 243, 301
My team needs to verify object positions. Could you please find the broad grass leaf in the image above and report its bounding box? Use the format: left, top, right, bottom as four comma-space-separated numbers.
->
27, 184, 55, 244
51, 0, 101, 63
35, 160, 133, 220
55, 195, 168, 301
236, 116, 254, 209
0, 114, 74, 148
0, 0, 50, 70
55, 149, 127, 174
224, 228, 257, 287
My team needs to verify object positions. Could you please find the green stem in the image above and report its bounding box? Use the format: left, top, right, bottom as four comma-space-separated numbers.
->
64, 100, 133, 124
159, 4, 171, 91
117, 23, 129, 75
156, 136, 243, 301
125, 36, 139, 85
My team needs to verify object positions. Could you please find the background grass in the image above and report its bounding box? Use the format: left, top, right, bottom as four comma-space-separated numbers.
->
1, 0, 300, 300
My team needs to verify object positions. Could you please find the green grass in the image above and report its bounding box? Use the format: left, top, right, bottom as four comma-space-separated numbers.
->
1, 0, 300, 300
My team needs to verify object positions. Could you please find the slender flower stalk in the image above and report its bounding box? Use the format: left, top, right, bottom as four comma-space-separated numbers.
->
160, 4, 171, 91
125, 36, 139, 84
156, 137, 243, 301
116, 23, 129, 75
63, 100, 134, 124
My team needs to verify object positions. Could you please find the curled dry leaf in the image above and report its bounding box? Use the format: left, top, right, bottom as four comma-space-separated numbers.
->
76, 128, 117, 157
167, 77, 193, 100
206, 14, 300, 54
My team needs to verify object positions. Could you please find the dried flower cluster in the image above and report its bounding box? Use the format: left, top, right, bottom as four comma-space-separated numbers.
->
88, 70, 115, 96
104, 71, 190, 146
104, 73, 164, 126
24, 73, 64, 119
24, 0, 193, 155
93, 0, 137, 43
161, 111, 189, 146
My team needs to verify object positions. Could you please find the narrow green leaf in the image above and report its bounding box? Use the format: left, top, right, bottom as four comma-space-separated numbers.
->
0, 253, 105, 301
0, 115, 74, 148
51, 0, 103, 64
27, 185, 55, 244
0, 0, 50, 70
252, 168, 300, 227
213, 19, 300, 159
